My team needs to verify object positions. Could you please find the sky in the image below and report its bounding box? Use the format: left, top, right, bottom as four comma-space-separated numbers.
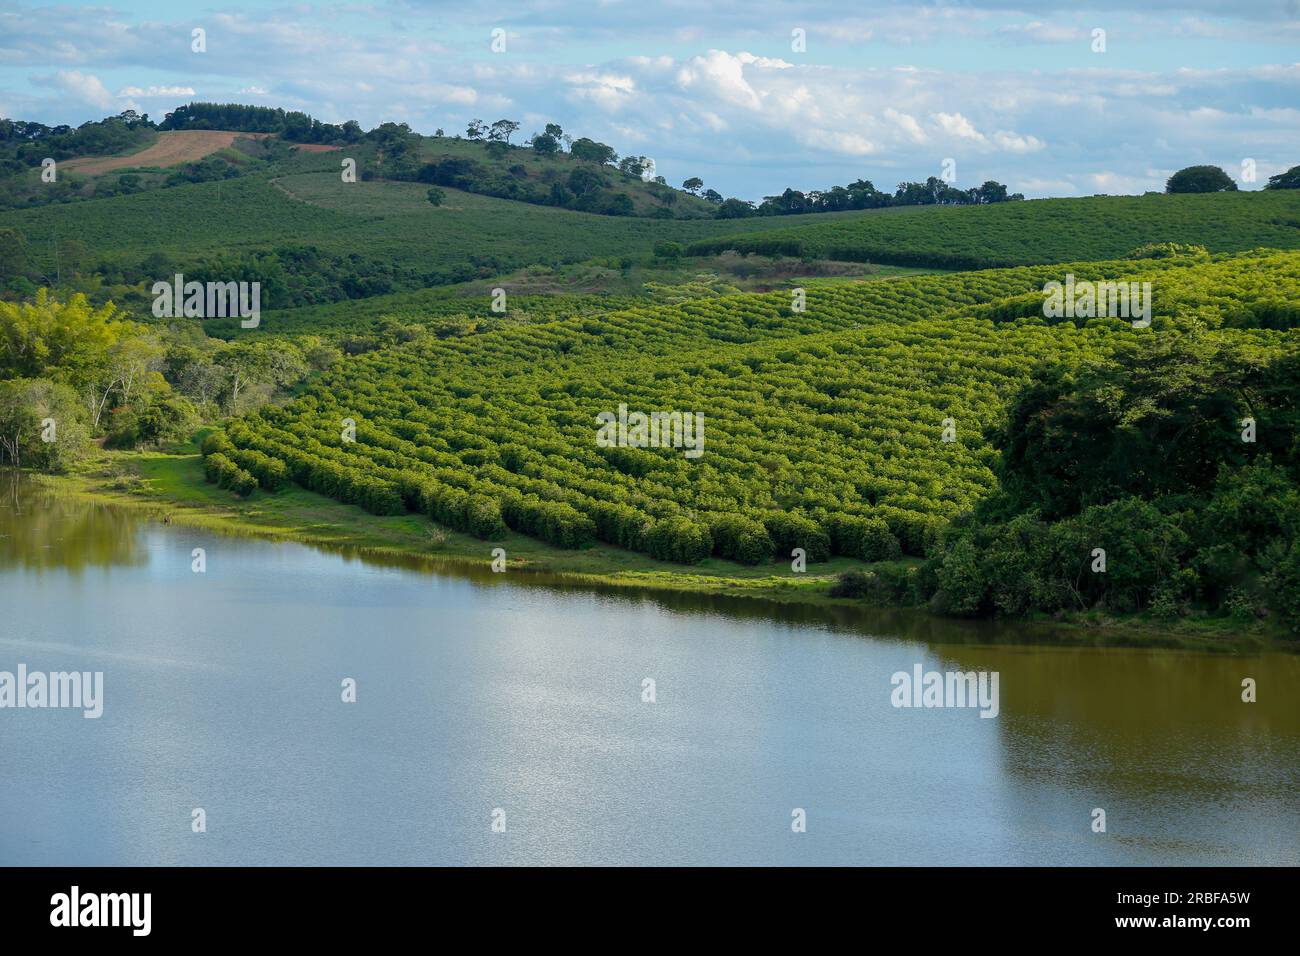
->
1, 0, 1298, 200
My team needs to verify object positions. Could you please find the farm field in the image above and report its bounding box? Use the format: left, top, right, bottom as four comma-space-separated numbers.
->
204, 250, 1300, 568
62, 129, 269, 174
0, 166, 869, 289
688, 189, 1300, 268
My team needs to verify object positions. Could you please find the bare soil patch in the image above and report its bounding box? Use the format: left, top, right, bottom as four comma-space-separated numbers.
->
65, 130, 269, 175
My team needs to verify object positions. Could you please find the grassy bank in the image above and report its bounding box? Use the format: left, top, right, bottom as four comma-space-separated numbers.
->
28, 446, 1288, 653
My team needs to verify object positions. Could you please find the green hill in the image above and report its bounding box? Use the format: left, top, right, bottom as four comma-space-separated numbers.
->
205, 249, 1300, 563
686, 190, 1300, 269
0, 152, 869, 312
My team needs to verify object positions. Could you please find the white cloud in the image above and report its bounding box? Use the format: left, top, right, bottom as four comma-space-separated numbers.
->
118, 85, 196, 97
992, 130, 1046, 153
933, 111, 988, 144
566, 71, 636, 110
676, 50, 764, 111
41, 70, 114, 109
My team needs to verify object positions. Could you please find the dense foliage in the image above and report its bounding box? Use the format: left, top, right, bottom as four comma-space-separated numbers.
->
715, 177, 1023, 219
926, 336, 1300, 630
203, 251, 1299, 598
158, 103, 363, 144
0, 289, 339, 463
1166, 165, 1238, 194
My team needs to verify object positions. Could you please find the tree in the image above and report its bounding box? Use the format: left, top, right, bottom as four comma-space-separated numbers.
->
529, 131, 560, 155
604, 194, 635, 216
426, 187, 446, 206
465, 119, 487, 141
716, 197, 756, 218
989, 336, 1277, 520
0, 290, 127, 387
701, 188, 723, 204
682, 177, 703, 194
1265, 165, 1300, 190
1166, 165, 1238, 193
215, 341, 278, 412
543, 123, 564, 143
0, 377, 89, 471
569, 137, 616, 165
971, 180, 1008, 204
618, 155, 648, 178
488, 119, 520, 144
567, 166, 604, 196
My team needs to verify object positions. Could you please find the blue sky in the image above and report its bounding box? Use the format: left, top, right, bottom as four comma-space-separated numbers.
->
2, 0, 1298, 199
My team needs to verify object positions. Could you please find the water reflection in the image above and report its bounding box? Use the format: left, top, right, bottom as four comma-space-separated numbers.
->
1, 473, 1297, 865
0, 474, 146, 574
0, 475, 1225, 649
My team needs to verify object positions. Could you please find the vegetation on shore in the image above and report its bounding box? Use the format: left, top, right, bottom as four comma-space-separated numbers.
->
30, 447, 1286, 652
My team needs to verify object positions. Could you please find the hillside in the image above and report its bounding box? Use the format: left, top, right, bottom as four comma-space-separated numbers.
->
0, 155, 867, 311
406, 136, 718, 218
686, 190, 1300, 269
61, 130, 272, 175
205, 250, 1300, 563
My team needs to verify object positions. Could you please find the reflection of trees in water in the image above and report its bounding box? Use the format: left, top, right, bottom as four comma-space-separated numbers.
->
937, 638, 1300, 812
0, 473, 145, 572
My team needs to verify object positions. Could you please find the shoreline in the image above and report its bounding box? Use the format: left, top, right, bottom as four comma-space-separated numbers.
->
25, 449, 1291, 654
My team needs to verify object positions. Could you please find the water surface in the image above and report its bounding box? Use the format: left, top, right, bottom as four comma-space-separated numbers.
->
1, 483, 1296, 866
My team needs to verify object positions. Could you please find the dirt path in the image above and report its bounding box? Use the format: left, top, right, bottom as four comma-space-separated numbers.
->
64, 130, 269, 175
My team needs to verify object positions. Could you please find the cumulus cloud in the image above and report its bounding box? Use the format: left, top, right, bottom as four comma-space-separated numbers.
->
39, 70, 115, 109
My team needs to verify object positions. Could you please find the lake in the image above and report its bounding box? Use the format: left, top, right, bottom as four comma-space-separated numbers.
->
1, 480, 1297, 866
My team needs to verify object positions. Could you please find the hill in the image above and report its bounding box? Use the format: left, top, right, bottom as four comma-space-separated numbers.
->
204, 249, 1300, 562
686, 190, 1300, 269
0, 153, 869, 312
